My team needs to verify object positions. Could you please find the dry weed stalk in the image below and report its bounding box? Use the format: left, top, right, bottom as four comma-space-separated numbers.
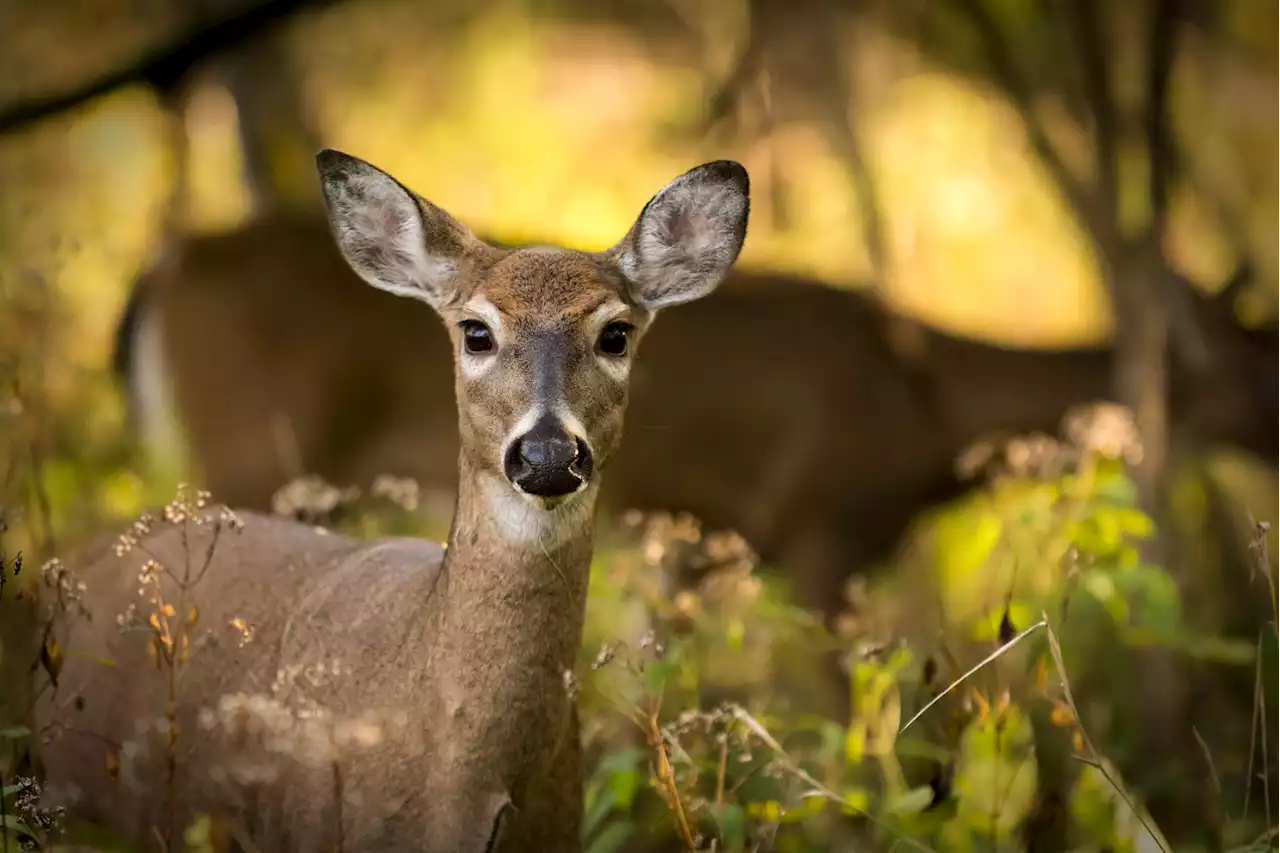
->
111, 486, 245, 849
27, 486, 248, 849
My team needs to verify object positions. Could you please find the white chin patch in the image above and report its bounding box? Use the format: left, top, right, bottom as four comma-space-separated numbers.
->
483, 478, 592, 548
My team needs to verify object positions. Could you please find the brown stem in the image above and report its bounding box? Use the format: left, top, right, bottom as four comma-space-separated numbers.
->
331, 758, 346, 853
646, 691, 695, 852
1145, 0, 1182, 239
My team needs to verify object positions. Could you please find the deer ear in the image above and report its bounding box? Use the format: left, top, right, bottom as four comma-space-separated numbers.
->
610, 161, 750, 310
316, 149, 475, 308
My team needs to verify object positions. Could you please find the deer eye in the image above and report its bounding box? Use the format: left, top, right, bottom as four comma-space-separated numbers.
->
460, 320, 494, 355
597, 322, 632, 357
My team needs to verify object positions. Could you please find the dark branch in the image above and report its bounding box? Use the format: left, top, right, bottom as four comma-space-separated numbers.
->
945, 0, 1096, 234
1145, 0, 1182, 239
1144, 0, 1212, 367
821, 0, 889, 287
701, 0, 766, 133
1065, 0, 1119, 227
0, 0, 338, 135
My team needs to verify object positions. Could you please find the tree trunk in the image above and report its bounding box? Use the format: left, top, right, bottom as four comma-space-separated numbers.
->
217, 29, 323, 216
1105, 236, 1197, 836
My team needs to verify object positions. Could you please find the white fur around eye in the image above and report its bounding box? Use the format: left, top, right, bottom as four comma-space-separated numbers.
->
459, 297, 504, 380
591, 303, 633, 382
595, 350, 631, 383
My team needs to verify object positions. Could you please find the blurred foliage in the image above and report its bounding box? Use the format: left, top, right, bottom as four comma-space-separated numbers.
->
9, 405, 1274, 851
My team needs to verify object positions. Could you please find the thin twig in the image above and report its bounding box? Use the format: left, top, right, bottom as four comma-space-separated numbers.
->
900, 619, 1047, 736
646, 692, 696, 852
729, 705, 936, 852
1257, 644, 1272, 830
1042, 617, 1172, 853
186, 520, 225, 590
1243, 635, 1261, 819
1190, 726, 1225, 820
715, 733, 728, 812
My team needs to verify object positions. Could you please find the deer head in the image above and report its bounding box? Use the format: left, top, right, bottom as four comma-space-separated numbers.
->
315, 150, 750, 535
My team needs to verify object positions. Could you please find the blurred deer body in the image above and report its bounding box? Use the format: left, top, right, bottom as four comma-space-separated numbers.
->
114, 209, 1278, 622
39, 153, 752, 852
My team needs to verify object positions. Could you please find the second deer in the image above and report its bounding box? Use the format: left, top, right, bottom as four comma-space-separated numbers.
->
35, 151, 751, 852
115, 214, 1278, 627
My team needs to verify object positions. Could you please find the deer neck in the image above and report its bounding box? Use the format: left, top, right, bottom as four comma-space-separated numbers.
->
423, 456, 595, 810
438, 461, 596, 667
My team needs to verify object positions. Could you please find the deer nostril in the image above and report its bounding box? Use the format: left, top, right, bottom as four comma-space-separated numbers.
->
519, 435, 577, 469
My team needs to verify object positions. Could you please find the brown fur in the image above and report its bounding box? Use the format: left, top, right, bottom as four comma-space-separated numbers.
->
38, 153, 752, 852
118, 215, 1278, 627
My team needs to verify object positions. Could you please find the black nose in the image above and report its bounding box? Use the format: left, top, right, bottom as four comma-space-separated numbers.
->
504, 414, 594, 498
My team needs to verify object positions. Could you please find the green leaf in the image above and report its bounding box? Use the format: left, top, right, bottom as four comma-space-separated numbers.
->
582, 748, 642, 840
642, 658, 680, 694
841, 787, 872, 815
1116, 564, 1182, 642
596, 748, 643, 811
779, 795, 827, 823
585, 820, 635, 853
954, 705, 1039, 836
971, 601, 1035, 642
819, 720, 845, 761
609, 766, 640, 811
746, 799, 784, 822
885, 645, 915, 674
1089, 464, 1138, 506
714, 803, 746, 853
0, 725, 31, 740
844, 722, 867, 764
581, 788, 617, 842
886, 785, 936, 817
936, 817, 977, 853
938, 511, 1003, 584
1110, 507, 1155, 538
1, 814, 38, 840
954, 755, 1038, 837
1180, 634, 1257, 666
725, 617, 745, 649
1080, 569, 1129, 625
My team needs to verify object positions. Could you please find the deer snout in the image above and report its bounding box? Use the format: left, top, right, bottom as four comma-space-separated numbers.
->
504, 413, 594, 498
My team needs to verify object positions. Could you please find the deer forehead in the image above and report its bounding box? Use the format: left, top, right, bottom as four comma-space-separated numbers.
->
465, 249, 632, 326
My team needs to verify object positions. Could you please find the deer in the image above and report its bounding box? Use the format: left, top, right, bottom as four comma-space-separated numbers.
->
34, 150, 752, 852
113, 207, 1279, 629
